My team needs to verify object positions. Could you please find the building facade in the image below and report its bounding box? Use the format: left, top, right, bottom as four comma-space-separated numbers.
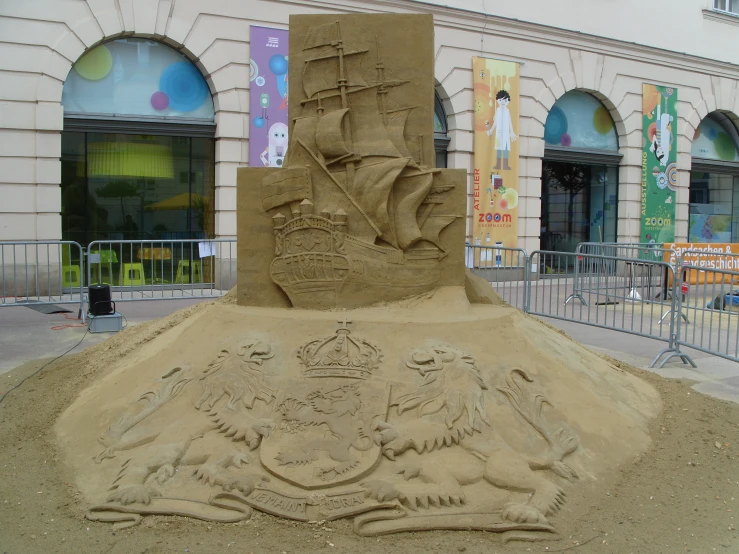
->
1, 0, 739, 255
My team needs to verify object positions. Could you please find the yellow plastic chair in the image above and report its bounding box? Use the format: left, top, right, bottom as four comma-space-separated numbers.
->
90, 263, 114, 285
119, 263, 146, 286
61, 245, 81, 288
174, 260, 202, 284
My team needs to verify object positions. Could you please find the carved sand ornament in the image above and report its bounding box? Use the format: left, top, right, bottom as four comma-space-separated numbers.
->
85, 328, 580, 541
238, 13, 466, 309
87, 339, 280, 527
359, 345, 579, 538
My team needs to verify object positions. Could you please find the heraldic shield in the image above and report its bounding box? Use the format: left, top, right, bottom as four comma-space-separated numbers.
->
260, 321, 389, 489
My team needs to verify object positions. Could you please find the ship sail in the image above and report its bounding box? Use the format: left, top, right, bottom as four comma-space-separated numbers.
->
302, 50, 367, 99
349, 86, 403, 159
290, 115, 323, 164
419, 215, 457, 250
262, 167, 312, 211
348, 158, 410, 244
385, 108, 414, 158
392, 171, 435, 248
315, 108, 351, 159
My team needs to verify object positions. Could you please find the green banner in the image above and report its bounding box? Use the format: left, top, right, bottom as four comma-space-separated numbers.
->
640, 84, 678, 244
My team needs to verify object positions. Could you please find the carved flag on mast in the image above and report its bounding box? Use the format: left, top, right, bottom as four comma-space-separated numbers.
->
303, 21, 340, 49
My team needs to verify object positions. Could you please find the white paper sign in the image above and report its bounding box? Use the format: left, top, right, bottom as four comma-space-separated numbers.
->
198, 241, 216, 258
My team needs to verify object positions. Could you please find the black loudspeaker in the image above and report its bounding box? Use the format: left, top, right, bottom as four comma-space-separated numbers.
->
89, 284, 114, 316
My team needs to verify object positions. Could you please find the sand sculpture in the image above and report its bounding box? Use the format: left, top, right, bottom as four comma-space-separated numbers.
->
55, 14, 660, 542
236, 14, 465, 310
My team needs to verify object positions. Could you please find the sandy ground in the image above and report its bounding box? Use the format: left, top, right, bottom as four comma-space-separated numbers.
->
1, 297, 739, 553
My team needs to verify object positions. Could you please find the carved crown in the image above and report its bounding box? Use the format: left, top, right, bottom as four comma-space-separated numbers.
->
297, 320, 382, 379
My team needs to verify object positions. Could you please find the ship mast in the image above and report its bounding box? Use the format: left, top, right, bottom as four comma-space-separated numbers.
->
375, 36, 388, 126
335, 25, 357, 187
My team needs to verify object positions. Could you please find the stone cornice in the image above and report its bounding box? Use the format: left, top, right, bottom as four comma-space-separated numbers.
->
702, 8, 739, 27
282, 0, 739, 78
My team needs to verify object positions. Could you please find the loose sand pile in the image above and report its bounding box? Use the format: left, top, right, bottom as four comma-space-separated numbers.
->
1, 287, 738, 552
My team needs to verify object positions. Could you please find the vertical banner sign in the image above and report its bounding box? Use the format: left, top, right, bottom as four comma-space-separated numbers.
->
641, 84, 678, 244
472, 57, 520, 263
249, 26, 289, 167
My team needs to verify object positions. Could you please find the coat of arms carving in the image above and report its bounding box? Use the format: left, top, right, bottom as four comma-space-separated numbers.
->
260, 321, 389, 489
86, 321, 580, 539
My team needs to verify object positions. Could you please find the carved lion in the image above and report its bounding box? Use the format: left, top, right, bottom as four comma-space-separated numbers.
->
365, 345, 579, 524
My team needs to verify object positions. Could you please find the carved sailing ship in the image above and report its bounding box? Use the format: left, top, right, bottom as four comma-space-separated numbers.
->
261, 21, 456, 309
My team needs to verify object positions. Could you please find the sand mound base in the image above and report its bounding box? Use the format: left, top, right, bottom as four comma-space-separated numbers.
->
55, 287, 659, 540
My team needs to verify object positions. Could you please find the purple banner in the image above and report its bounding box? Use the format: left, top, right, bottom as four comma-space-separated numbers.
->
249, 26, 289, 168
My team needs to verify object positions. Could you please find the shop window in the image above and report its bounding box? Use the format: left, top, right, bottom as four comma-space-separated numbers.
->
61, 38, 216, 247
61, 132, 215, 245
541, 91, 621, 252
713, 0, 739, 15
688, 113, 739, 243
434, 92, 450, 168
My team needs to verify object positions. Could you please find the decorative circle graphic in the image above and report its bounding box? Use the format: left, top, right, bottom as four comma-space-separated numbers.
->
249, 59, 258, 81
150, 91, 169, 111
255, 76, 266, 87
647, 122, 657, 141
159, 62, 209, 112
560, 133, 572, 147
544, 106, 568, 144
642, 85, 660, 115
665, 163, 678, 191
253, 117, 265, 128
75, 45, 113, 81
268, 54, 288, 76
656, 172, 668, 190
715, 132, 737, 161
593, 105, 613, 134
693, 126, 701, 140
707, 127, 719, 141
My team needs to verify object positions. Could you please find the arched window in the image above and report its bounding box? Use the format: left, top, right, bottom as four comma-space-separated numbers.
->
60, 38, 216, 247
434, 92, 450, 168
688, 112, 739, 242
540, 91, 621, 252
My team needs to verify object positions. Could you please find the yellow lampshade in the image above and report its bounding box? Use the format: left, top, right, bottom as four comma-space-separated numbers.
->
85, 142, 174, 178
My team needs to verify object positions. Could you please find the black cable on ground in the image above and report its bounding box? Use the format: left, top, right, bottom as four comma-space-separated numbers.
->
0, 328, 89, 406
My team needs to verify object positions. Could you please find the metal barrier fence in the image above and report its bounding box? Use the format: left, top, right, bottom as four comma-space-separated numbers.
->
465, 245, 528, 309
0, 241, 85, 318
466, 243, 697, 368
86, 239, 237, 302
568, 242, 676, 306
4, 240, 739, 366
670, 250, 739, 364
528, 250, 688, 363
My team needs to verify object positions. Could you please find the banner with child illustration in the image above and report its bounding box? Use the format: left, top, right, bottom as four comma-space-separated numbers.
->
641, 84, 678, 244
249, 26, 289, 168
472, 57, 520, 260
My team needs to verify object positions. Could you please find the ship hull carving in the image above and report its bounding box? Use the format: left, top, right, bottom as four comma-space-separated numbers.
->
269, 211, 441, 309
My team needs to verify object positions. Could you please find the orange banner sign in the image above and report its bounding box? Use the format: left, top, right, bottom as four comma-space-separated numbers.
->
664, 243, 739, 284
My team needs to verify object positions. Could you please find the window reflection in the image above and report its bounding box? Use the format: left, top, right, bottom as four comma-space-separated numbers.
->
688, 171, 739, 242
541, 161, 618, 252
61, 132, 215, 245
